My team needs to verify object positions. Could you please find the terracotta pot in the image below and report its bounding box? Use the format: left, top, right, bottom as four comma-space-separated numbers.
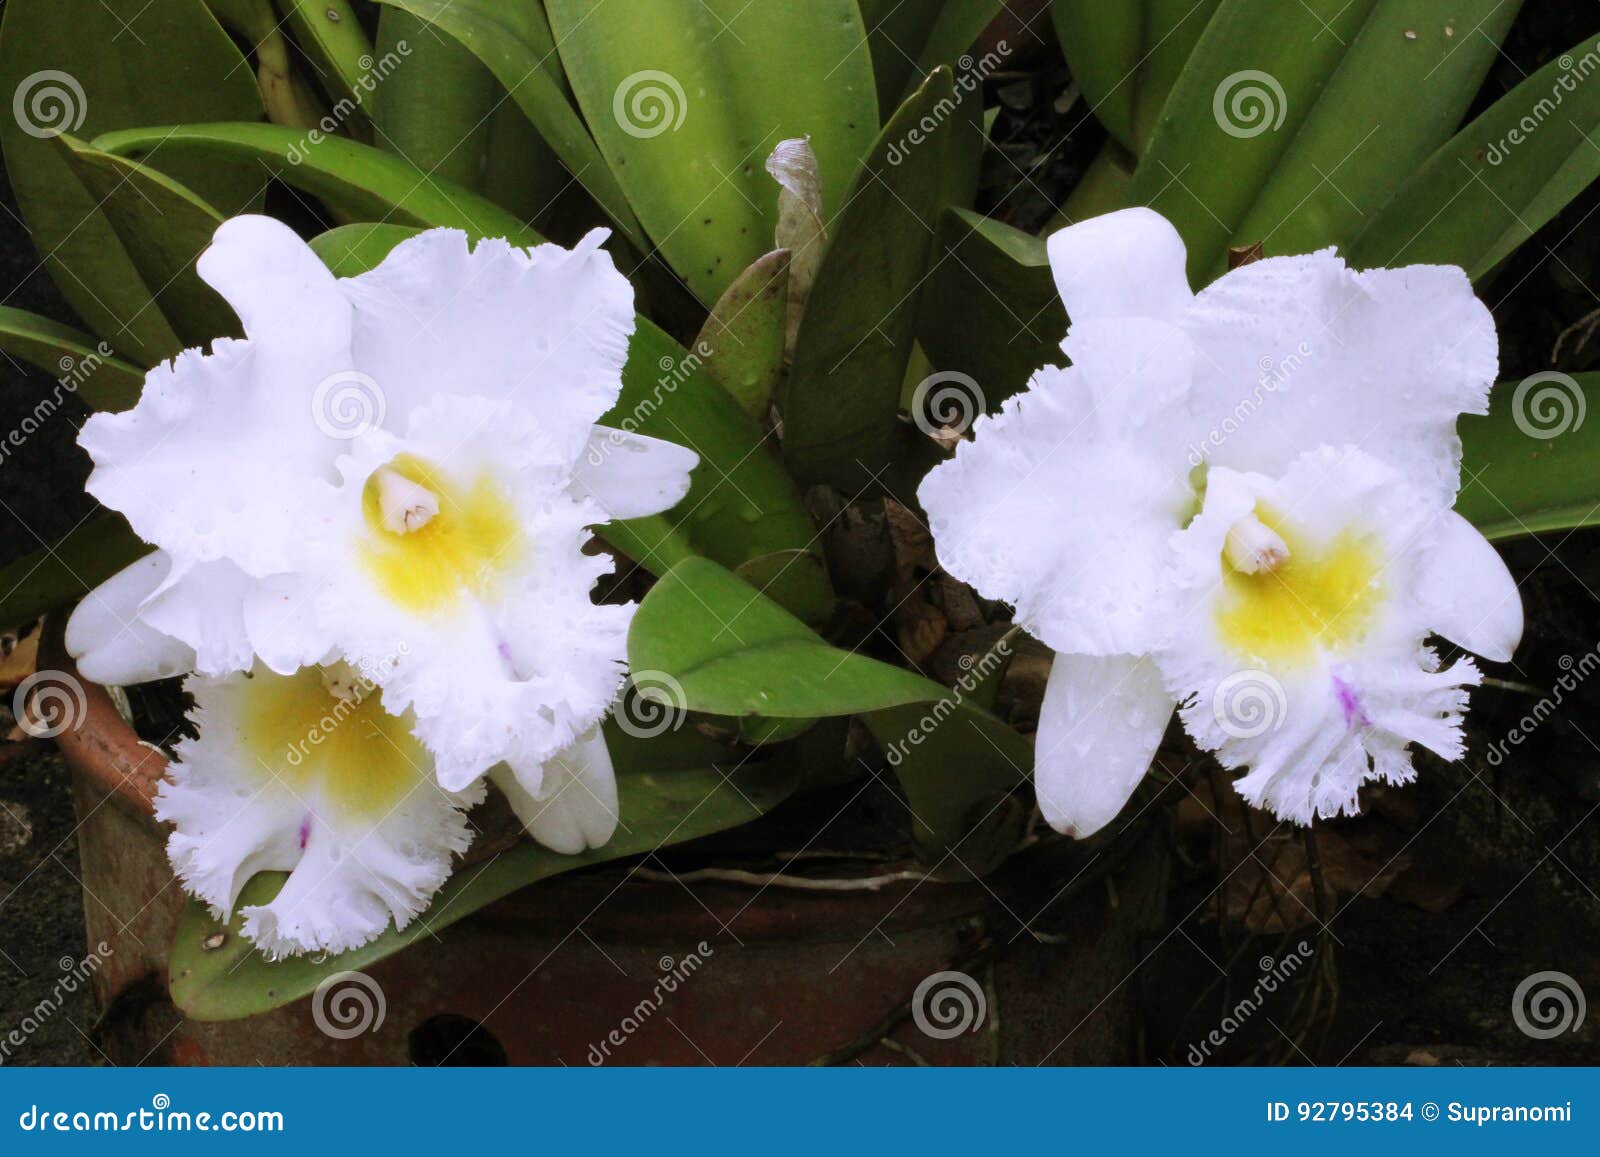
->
37, 618, 1169, 1065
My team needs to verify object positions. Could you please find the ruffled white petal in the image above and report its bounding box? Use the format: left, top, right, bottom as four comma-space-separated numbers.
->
1046, 207, 1193, 322
1414, 511, 1523, 663
156, 665, 483, 959
341, 228, 635, 463
1163, 448, 1491, 825
491, 727, 620, 854
1033, 653, 1173, 838
918, 365, 1195, 656
572, 426, 698, 520
314, 396, 633, 792
1183, 251, 1496, 506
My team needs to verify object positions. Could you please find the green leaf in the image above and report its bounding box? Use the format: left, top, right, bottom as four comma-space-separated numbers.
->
1457, 373, 1600, 541
304, 222, 829, 616
1052, 0, 1221, 154
0, 308, 143, 411
169, 752, 799, 1020
916, 208, 1064, 409
276, 0, 377, 138
1231, 1, 1520, 261
370, 6, 497, 191
545, 0, 878, 304
0, 516, 148, 627
1348, 29, 1600, 280
694, 249, 790, 422
861, 0, 1006, 113
781, 69, 964, 496
94, 122, 539, 244
374, 0, 647, 249
1127, 0, 1380, 283
0, 0, 262, 364
629, 557, 1031, 864
54, 137, 239, 349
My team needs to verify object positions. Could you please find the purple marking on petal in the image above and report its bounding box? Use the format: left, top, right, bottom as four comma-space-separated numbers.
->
297, 815, 312, 850
1332, 673, 1371, 729
497, 641, 513, 662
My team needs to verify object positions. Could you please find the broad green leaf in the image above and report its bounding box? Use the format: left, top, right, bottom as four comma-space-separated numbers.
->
303, 223, 829, 615
374, 0, 647, 249
0, 0, 262, 364
694, 249, 790, 421
277, 0, 377, 138
629, 557, 1031, 864
1232, 1, 1520, 261
371, 6, 497, 191
1458, 373, 1600, 541
55, 138, 238, 349
1348, 30, 1600, 280
0, 516, 148, 627
782, 70, 964, 496
545, 0, 878, 304
0, 308, 143, 411
169, 752, 798, 1020
916, 208, 1064, 409
94, 122, 538, 244
1052, 0, 1221, 154
1127, 0, 1379, 283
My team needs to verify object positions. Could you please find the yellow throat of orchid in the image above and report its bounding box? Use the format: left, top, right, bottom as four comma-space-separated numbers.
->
359, 453, 522, 614
244, 665, 428, 821
1215, 505, 1384, 666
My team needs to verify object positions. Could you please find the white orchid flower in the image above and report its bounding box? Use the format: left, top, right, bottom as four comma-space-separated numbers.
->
919, 208, 1521, 837
66, 216, 697, 854
157, 661, 483, 958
